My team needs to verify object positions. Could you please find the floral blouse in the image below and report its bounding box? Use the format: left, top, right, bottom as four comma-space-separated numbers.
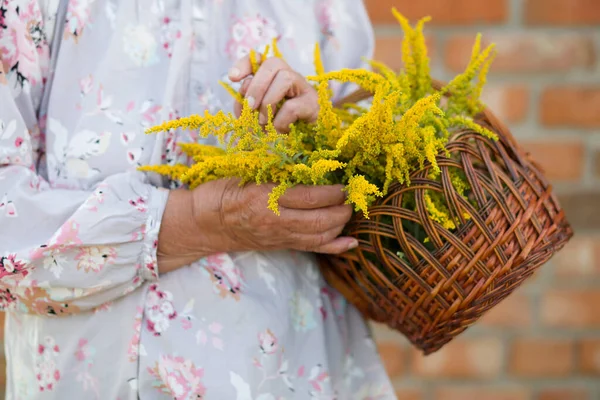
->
0, 0, 396, 399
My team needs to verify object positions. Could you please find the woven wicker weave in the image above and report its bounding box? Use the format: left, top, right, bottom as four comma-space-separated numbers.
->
319, 81, 574, 355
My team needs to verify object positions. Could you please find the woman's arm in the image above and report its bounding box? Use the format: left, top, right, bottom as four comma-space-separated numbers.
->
0, 3, 183, 316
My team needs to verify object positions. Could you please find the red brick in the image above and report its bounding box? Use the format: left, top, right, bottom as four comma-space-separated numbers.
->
365, 0, 508, 25
480, 292, 532, 328
579, 338, 600, 375
412, 337, 503, 378
395, 388, 424, 400
538, 387, 591, 400
481, 85, 530, 124
509, 338, 574, 377
525, 0, 600, 25
520, 139, 585, 182
552, 236, 600, 278
540, 87, 600, 128
435, 387, 530, 400
557, 191, 600, 231
374, 35, 436, 72
377, 342, 405, 377
446, 34, 595, 73
541, 290, 600, 328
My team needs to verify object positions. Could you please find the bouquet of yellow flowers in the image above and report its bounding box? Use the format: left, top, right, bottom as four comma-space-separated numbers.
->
142, 9, 573, 354
143, 9, 495, 230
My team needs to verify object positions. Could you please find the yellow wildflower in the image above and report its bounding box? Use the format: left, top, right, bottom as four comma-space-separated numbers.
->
268, 181, 291, 215
314, 42, 325, 76
344, 175, 383, 219
249, 48, 259, 74
138, 164, 190, 181
219, 81, 244, 105
271, 38, 284, 59
308, 69, 386, 94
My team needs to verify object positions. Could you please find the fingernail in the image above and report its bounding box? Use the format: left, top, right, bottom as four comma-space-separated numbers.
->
346, 238, 359, 251
246, 96, 256, 109
228, 67, 240, 79
258, 113, 266, 125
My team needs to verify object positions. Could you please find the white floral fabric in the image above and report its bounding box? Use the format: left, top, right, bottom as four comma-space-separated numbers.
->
0, 0, 396, 398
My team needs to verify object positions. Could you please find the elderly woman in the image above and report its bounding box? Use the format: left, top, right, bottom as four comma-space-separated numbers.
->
0, 0, 395, 398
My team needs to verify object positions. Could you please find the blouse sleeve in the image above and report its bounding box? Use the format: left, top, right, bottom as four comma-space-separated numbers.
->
317, 0, 376, 101
0, 2, 168, 316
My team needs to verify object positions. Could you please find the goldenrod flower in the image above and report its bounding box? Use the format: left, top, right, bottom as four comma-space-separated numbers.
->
140, 9, 498, 243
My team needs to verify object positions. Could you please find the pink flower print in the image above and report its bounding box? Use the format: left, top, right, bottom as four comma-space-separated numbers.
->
0, 286, 18, 310
159, 16, 182, 59
79, 74, 93, 97
308, 365, 330, 395
0, 2, 48, 89
73, 338, 100, 398
74, 338, 93, 362
55, 219, 81, 245
129, 197, 148, 212
94, 301, 112, 313
163, 129, 183, 164
315, 0, 335, 38
28, 174, 44, 192
83, 185, 106, 212
128, 307, 144, 362
74, 246, 117, 273
35, 336, 61, 392
139, 100, 163, 129
225, 14, 279, 60
0, 193, 17, 218
64, 0, 95, 42
145, 284, 177, 336
203, 254, 244, 301
196, 321, 224, 351
30, 219, 82, 278
148, 355, 206, 400
258, 329, 278, 355
120, 131, 136, 146
0, 253, 28, 281
126, 147, 143, 166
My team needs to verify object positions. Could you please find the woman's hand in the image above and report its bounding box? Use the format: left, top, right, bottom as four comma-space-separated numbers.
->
228, 55, 319, 132
157, 180, 356, 274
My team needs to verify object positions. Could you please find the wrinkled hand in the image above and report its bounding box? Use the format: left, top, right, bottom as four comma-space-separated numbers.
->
193, 179, 357, 255
228, 55, 319, 132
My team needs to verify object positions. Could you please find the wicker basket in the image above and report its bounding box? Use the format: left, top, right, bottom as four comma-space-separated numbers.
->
319, 81, 574, 355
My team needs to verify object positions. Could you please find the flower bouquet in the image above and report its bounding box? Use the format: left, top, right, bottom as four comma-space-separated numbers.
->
142, 9, 573, 354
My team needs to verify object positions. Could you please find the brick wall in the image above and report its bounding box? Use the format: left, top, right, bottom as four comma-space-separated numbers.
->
366, 0, 600, 399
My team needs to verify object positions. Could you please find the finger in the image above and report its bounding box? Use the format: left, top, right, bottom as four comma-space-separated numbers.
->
239, 77, 252, 97
234, 101, 242, 118
312, 236, 359, 255
278, 184, 346, 210
272, 94, 319, 133
228, 54, 261, 82
289, 225, 354, 252
257, 70, 302, 123
245, 57, 289, 110
279, 204, 352, 234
